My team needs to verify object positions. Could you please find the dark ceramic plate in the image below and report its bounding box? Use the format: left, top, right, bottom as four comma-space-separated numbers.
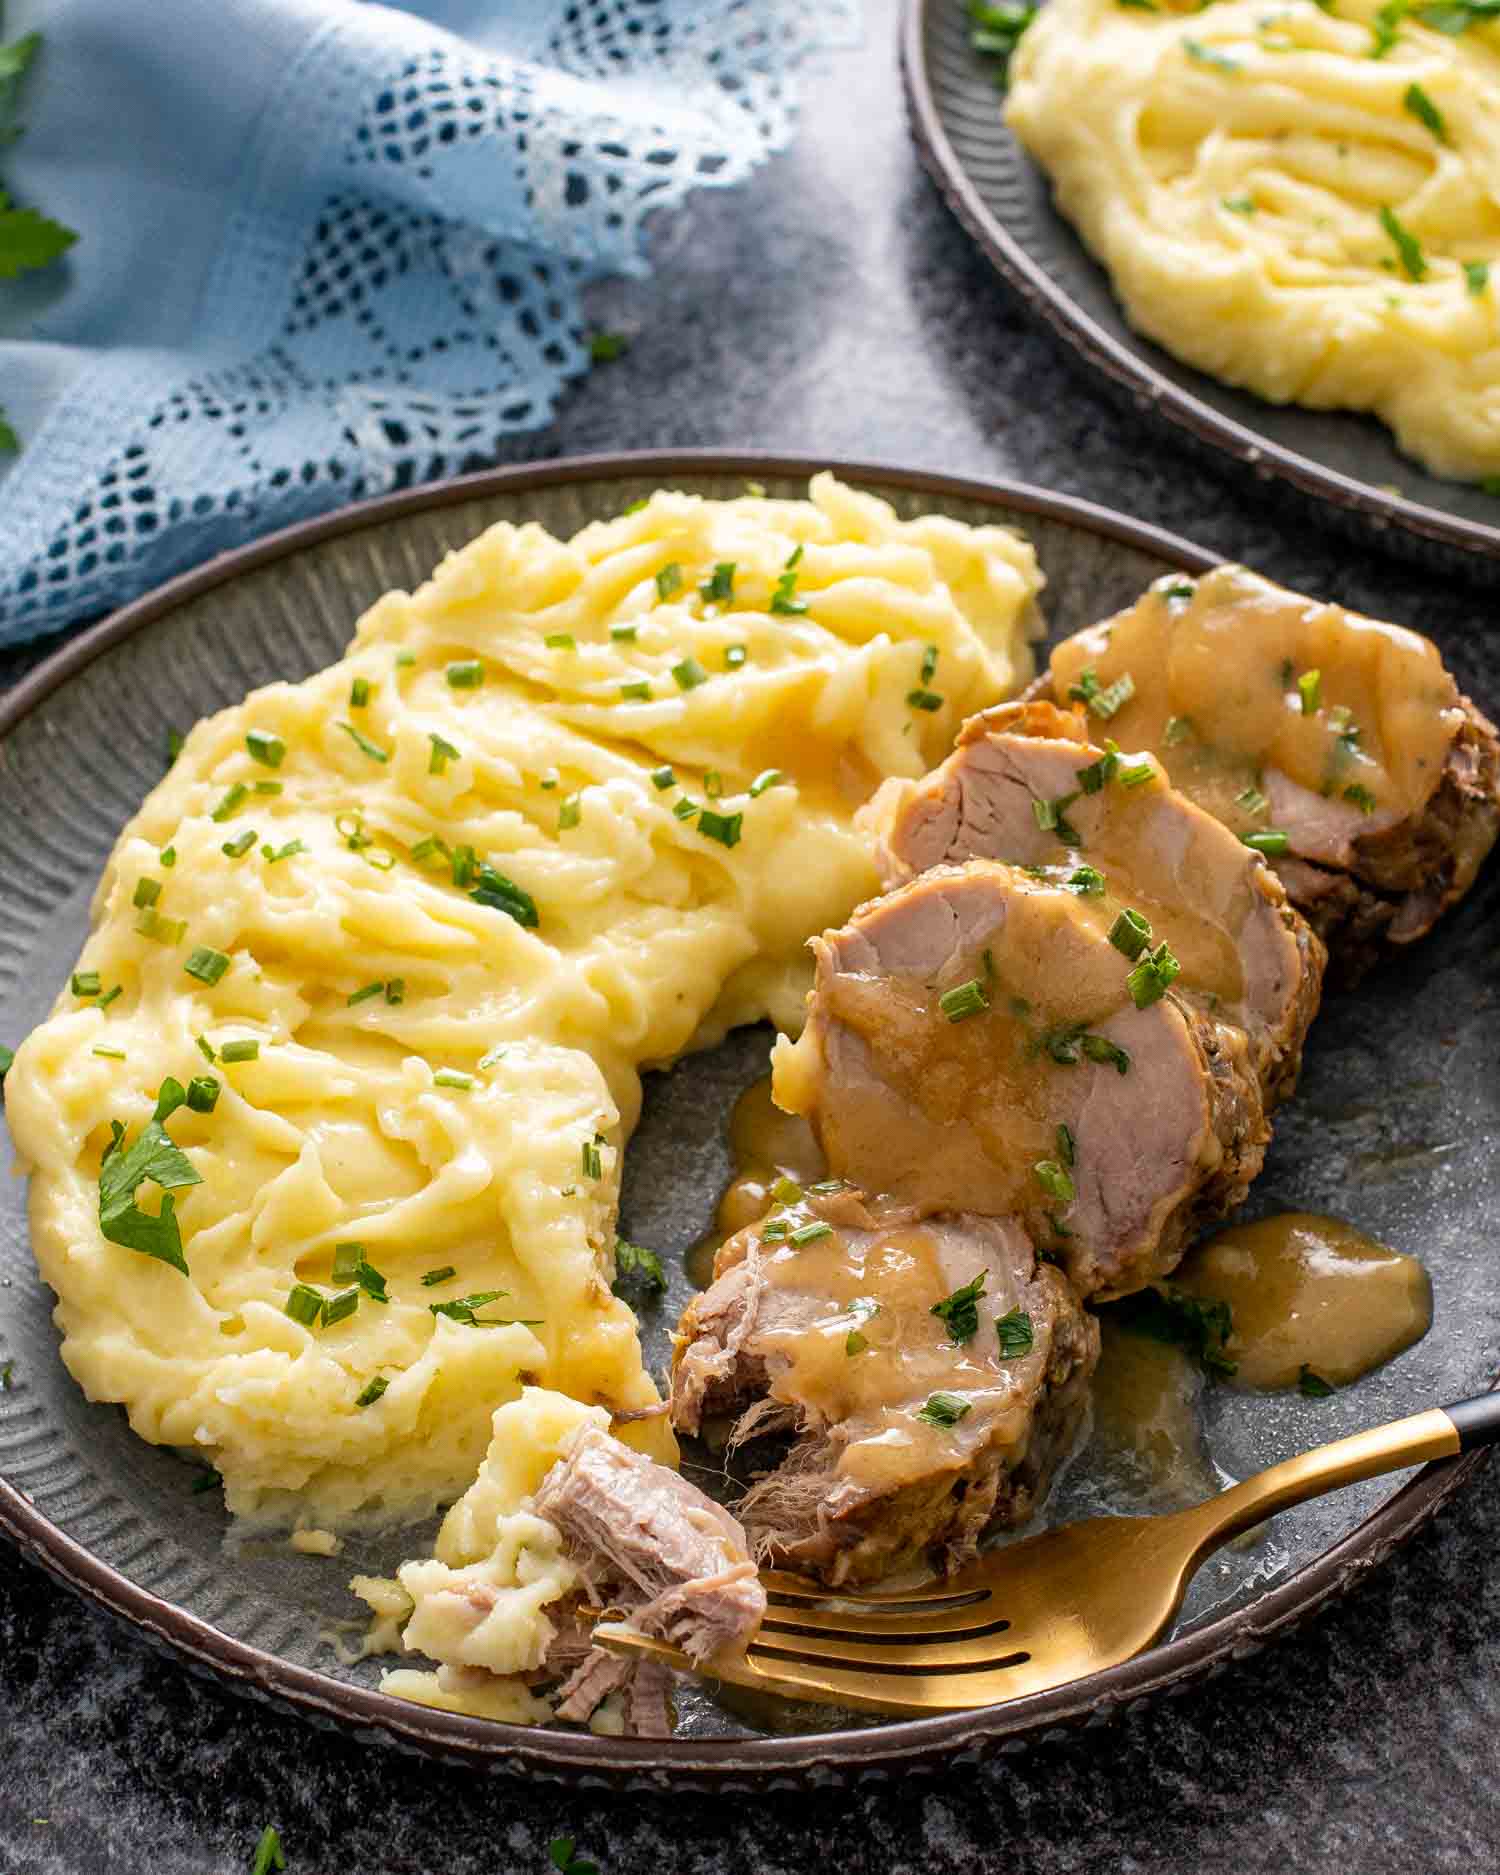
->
0, 453, 1495, 1789
900, 0, 1500, 572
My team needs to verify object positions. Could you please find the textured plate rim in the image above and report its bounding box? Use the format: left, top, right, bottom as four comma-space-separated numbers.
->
0, 447, 1486, 1788
898, 0, 1500, 568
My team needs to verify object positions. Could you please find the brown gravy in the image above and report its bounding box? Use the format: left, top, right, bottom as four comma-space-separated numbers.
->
685, 1075, 826, 1289
1173, 1211, 1433, 1391
1088, 1324, 1219, 1508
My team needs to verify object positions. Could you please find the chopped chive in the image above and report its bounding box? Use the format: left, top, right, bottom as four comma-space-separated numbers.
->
395, 648, 417, 668
347, 981, 384, 1006
1066, 864, 1106, 895
703, 770, 723, 799
623, 496, 649, 515
160, 846, 177, 867
762, 1220, 789, 1241
655, 563, 683, 601
845, 1330, 870, 1356
789, 1220, 833, 1245
650, 765, 676, 790
1068, 669, 1135, 718
434, 1068, 475, 1090
96, 984, 122, 1009
285, 1284, 324, 1327
385, 978, 405, 1005
1164, 715, 1194, 745
769, 547, 809, 616
1403, 80, 1447, 141
539, 776, 558, 791
581, 1137, 603, 1180
1056, 1122, 1076, 1168
253, 780, 283, 796
263, 839, 306, 864
589, 330, 628, 362
184, 947, 230, 986
470, 863, 538, 928
995, 1307, 1035, 1357
1379, 204, 1426, 281
220, 1039, 260, 1063
1033, 790, 1082, 845
612, 1239, 667, 1296
1118, 760, 1155, 788
916, 1391, 971, 1427
1344, 784, 1378, 813
1034, 1158, 1076, 1203
749, 768, 784, 797
700, 563, 736, 603
449, 843, 477, 888
1242, 829, 1291, 856
322, 1288, 359, 1328
91, 1044, 127, 1060
724, 644, 748, 670
421, 1266, 457, 1287
410, 835, 446, 865
136, 909, 188, 945
1465, 260, 1489, 296
221, 830, 257, 859
1126, 941, 1182, 1009
196, 1036, 216, 1065
620, 680, 652, 701
1077, 745, 1119, 793
1108, 908, 1152, 959
558, 793, 582, 831
672, 656, 708, 691
921, 644, 940, 683
907, 686, 945, 714
331, 1241, 364, 1281
698, 809, 743, 847
981, 947, 996, 979
210, 783, 248, 823
1078, 1032, 1129, 1073
543, 632, 576, 651
939, 979, 990, 1022
1222, 194, 1256, 216
428, 732, 461, 775
336, 812, 372, 851
349, 677, 372, 709
477, 1043, 508, 1070
167, 729, 185, 764
1236, 786, 1269, 817
337, 720, 389, 763
673, 798, 699, 822
355, 1375, 389, 1407
72, 971, 102, 997
246, 730, 285, 769
772, 1177, 803, 1205
1183, 35, 1241, 68
1297, 668, 1322, 714
610, 624, 638, 642
446, 659, 485, 689
930, 1272, 986, 1343
185, 1075, 219, 1114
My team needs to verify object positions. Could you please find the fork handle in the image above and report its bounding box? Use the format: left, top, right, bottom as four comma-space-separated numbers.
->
1179, 1392, 1497, 1558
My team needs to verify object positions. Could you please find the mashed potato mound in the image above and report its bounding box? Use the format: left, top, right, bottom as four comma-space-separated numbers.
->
1008, 0, 1500, 482
5, 475, 1042, 1528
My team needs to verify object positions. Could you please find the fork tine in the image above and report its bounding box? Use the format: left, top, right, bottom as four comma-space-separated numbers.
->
759, 1602, 1010, 1642
759, 1568, 991, 1606
749, 1627, 1025, 1671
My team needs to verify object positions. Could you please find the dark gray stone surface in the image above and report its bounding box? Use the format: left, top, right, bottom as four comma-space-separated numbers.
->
4, 1, 1499, 1868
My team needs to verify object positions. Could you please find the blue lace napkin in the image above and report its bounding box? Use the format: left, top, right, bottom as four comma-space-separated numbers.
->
0, 0, 855, 642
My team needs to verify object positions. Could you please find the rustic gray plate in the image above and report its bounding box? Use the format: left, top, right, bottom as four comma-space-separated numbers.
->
901, 0, 1500, 572
0, 452, 1495, 1788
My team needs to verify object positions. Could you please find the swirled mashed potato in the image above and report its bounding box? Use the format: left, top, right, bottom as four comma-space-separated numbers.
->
1007, 0, 1500, 482
4, 475, 1041, 1528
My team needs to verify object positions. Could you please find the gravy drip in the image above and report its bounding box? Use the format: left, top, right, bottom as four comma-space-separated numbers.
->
1050, 566, 1461, 838
685, 1075, 826, 1289
1088, 1323, 1219, 1509
1173, 1211, 1433, 1390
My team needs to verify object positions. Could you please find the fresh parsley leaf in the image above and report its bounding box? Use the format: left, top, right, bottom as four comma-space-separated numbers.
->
931, 1271, 987, 1343
97, 1080, 202, 1275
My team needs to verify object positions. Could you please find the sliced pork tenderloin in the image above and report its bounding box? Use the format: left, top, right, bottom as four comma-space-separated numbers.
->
1040, 565, 1500, 981
771, 859, 1268, 1301
673, 1192, 1098, 1587
865, 697, 1324, 1106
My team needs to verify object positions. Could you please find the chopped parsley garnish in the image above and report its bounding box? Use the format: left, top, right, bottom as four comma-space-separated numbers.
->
332, 1242, 389, 1303
995, 1307, 1035, 1357
939, 978, 990, 1022
1033, 790, 1082, 845
428, 732, 460, 776
1241, 829, 1291, 856
1108, 907, 1152, 960
915, 1391, 972, 1427
544, 632, 577, 651
1066, 864, 1107, 895
421, 1266, 456, 1287
612, 1239, 667, 1296
1403, 81, 1448, 140
1105, 1283, 1237, 1379
769, 545, 809, 616
749, 768, 784, 797
655, 562, 683, 602
1299, 1364, 1336, 1398
671, 655, 708, 691
907, 688, 945, 712
620, 680, 652, 701
429, 1290, 536, 1328
700, 562, 736, 604
931, 1271, 987, 1343
251, 1825, 287, 1875
446, 659, 485, 689
650, 765, 675, 790
72, 971, 101, 997
186, 1075, 219, 1114
724, 643, 748, 670
97, 1079, 202, 1276
789, 1220, 833, 1245
698, 808, 743, 848
1033, 1158, 1076, 1203
220, 1039, 260, 1063
1297, 667, 1322, 714
1465, 260, 1490, 296
1183, 36, 1242, 69
1126, 940, 1181, 1009
558, 793, 582, 831
210, 783, 249, 823
470, 862, 539, 927
1344, 783, 1378, 813
1379, 204, 1426, 281
184, 947, 231, 986
246, 730, 285, 768
337, 720, 390, 764
355, 1376, 389, 1408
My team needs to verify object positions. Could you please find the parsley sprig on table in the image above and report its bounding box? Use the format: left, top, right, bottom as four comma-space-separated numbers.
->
0, 18, 79, 450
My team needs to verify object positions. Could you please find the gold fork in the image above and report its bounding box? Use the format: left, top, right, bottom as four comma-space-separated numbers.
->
594, 1394, 1496, 1715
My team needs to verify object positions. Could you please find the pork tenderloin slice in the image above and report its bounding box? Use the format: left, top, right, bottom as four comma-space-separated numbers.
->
672, 1197, 1099, 1586
772, 859, 1268, 1300
532, 1425, 765, 1668
866, 697, 1324, 1105
1042, 565, 1500, 979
